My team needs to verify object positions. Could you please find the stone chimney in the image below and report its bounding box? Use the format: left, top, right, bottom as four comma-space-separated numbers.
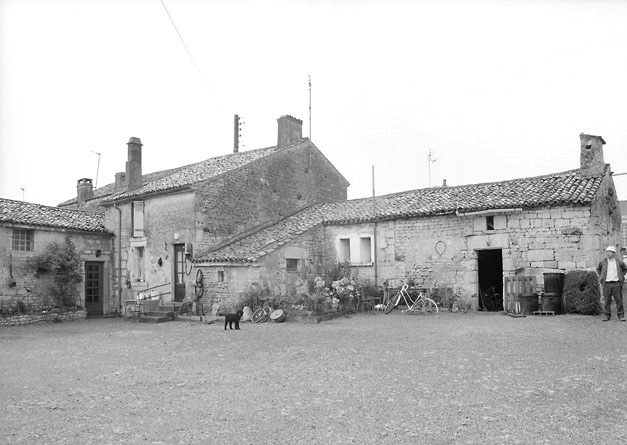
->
277, 115, 303, 149
125, 137, 143, 192
115, 172, 126, 193
579, 133, 606, 177
76, 178, 93, 206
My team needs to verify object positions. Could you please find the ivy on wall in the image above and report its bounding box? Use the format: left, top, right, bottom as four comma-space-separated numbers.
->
27, 237, 83, 308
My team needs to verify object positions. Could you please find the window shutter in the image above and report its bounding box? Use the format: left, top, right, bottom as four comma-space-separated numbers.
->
133, 201, 144, 237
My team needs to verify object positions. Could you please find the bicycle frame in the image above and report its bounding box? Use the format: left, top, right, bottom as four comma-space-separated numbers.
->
385, 284, 438, 314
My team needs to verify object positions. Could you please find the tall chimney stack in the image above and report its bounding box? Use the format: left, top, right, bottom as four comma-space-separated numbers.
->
126, 137, 143, 192
76, 178, 94, 206
579, 133, 606, 178
277, 115, 303, 149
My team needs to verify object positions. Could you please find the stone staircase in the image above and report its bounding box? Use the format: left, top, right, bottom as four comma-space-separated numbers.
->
136, 300, 181, 324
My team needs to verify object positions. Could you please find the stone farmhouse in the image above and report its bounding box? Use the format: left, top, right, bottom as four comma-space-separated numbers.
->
194, 133, 622, 311
0, 198, 113, 315
58, 115, 349, 316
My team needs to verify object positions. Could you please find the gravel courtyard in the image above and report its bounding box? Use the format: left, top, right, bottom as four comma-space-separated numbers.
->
1, 311, 626, 445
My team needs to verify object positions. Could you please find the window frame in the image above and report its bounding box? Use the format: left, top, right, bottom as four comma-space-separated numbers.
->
12, 228, 34, 251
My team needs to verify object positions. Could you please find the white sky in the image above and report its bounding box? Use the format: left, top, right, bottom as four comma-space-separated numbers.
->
1, 0, 626, 207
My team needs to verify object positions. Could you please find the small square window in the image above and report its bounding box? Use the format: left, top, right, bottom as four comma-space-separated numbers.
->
286, 258, 299, 272
12, 229, 34, 251
486, 216, 495, 231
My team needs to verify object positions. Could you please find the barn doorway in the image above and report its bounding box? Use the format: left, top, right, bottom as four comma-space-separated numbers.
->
477, 249, 503, 311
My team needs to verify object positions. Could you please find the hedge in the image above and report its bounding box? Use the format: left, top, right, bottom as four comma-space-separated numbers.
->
562, 270, 602, 315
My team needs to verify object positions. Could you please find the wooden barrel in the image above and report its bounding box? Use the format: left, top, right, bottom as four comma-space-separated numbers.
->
270, 309, 286, 323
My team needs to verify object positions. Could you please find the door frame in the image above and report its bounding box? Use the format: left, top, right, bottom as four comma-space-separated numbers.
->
84, 261, 104, 316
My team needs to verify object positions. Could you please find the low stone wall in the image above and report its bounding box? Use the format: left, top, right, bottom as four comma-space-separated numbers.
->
0, 309, 87, 327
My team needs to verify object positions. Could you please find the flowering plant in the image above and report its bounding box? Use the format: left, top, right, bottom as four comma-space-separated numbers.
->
331, 277, 358, 305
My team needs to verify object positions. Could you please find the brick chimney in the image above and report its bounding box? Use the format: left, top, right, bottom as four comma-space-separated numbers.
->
76, 178, 93, 206
125, 137, 143, 191
579, 133, 606, 177
277, 115, 303, 149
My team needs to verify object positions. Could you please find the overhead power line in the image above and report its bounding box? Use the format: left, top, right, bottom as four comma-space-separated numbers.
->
159, 0, 211, 89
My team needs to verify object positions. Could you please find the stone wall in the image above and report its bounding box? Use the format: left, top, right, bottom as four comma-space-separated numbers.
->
0, 309, 87, 327
321, 203, 607, 298
0, 225, 113, 313
193, 225, 329, 312
194, 142, 348, 250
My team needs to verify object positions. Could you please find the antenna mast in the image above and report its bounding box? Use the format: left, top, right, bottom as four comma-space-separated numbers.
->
90, 150, 101, 188
428, 149, 438, 187
308, 75, 312, 140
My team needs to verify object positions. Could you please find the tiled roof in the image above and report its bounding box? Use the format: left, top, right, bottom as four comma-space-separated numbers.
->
195, 167, 605, 263
59, 144, 292, 206
0, 198, 110, 233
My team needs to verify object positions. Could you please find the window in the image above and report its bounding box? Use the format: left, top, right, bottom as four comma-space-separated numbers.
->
360, 237, 372, 263
339, 238, 351, 263
12, 229, 33, 251
133, 201, 144, 237
133, 246, 145, 281
217, 271, 225, 282
286, 258, 299, 272
486, 216, 495, 231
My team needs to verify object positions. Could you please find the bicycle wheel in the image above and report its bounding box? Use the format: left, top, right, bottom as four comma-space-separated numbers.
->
415, 298, 439, 315
251, 308, 267, 323
384, 295, 398, 314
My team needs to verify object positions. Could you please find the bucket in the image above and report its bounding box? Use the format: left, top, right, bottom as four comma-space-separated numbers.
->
542, 293, 562, 314
270, 309, 286, 323
543, 272, 565, 295
519, 294, 538, 315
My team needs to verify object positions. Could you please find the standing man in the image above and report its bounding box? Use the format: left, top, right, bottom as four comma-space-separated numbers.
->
597, 246, 627, 321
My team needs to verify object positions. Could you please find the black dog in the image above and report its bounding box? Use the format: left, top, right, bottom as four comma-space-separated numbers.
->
224, 310, 244, 330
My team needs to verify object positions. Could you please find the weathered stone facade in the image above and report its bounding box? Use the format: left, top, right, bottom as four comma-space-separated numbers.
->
192, 133, 622, 311
0, 211, 114, 316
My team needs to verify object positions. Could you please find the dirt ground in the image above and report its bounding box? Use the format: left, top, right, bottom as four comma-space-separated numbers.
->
1, 310, 626, 445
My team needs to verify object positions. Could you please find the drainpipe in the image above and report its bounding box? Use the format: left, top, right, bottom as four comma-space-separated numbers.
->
113, 203, 123, 314
372, 165, 378, 288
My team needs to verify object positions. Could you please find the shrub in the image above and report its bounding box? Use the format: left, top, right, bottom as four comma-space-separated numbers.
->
26, 237, 83, 309
239, 282, 272, 310
562, 270, 602, 315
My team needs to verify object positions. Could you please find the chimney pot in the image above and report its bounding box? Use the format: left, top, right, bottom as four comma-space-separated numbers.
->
277, 115, 303, 149
442, 179, 447, 187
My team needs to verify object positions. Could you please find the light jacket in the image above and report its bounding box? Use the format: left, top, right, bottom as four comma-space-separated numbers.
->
596, 257, 627, 285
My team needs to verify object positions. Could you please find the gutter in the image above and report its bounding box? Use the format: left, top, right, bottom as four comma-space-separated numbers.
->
456, 208, 523, 217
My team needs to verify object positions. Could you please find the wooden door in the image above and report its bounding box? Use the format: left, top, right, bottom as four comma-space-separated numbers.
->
85, 262, 104, 315
174, 244, 186, 302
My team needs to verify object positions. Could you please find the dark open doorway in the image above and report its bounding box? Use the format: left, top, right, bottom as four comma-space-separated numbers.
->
477, 249, 503, 311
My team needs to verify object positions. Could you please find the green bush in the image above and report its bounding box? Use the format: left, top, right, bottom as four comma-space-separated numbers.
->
26, 237, 83, 309
562, 270, 602, 315
239, 282, 272, 310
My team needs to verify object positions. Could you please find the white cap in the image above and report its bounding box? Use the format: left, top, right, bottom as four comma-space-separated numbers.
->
606, 246, 616, 252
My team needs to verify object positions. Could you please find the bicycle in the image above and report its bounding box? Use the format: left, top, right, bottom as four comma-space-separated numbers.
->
385, 284, 439, 315
251, 303, 272, 323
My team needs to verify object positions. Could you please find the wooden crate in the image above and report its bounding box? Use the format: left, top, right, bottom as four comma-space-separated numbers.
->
503, 276, 536, 313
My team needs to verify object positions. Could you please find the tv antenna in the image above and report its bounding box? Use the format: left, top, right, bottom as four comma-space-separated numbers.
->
20, 186, 25, 201
308, 75, 312, 140
428, 149, 438, 187
90, 150, 101, 188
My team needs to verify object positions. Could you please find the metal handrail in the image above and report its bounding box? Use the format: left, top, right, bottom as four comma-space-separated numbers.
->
136, 283, 171, 301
